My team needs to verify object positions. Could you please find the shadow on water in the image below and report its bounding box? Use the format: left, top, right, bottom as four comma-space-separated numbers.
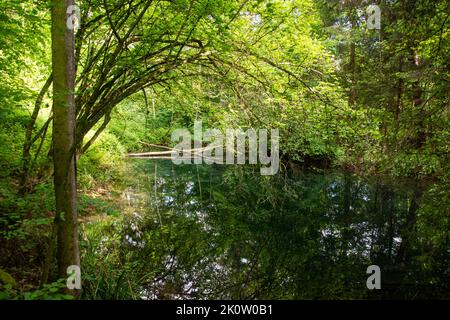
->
90, 159, 449, 299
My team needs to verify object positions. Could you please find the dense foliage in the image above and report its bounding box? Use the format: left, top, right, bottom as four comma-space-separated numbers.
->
0, 0, 448, 299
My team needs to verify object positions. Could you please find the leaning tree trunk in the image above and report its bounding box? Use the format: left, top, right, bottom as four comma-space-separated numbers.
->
51, 0, 80, 290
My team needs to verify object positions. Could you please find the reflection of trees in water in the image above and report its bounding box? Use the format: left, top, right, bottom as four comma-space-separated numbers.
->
118, 160, 448, 299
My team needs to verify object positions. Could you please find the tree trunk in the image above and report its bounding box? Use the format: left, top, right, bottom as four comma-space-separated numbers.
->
348, 12, 357, 106
51, 0, 80, 291
19, 74, 52, 194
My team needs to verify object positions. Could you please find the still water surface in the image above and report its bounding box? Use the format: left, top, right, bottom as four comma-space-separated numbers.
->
110, 159, 449, 299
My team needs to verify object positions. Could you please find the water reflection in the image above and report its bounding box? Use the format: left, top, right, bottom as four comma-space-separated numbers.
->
117, 160, 448, 299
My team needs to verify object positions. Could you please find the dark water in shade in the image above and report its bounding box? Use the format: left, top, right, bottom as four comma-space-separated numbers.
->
116, 159, 449, 299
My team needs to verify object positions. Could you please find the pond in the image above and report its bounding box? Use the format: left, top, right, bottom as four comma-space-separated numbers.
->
83, 159, 449, 299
